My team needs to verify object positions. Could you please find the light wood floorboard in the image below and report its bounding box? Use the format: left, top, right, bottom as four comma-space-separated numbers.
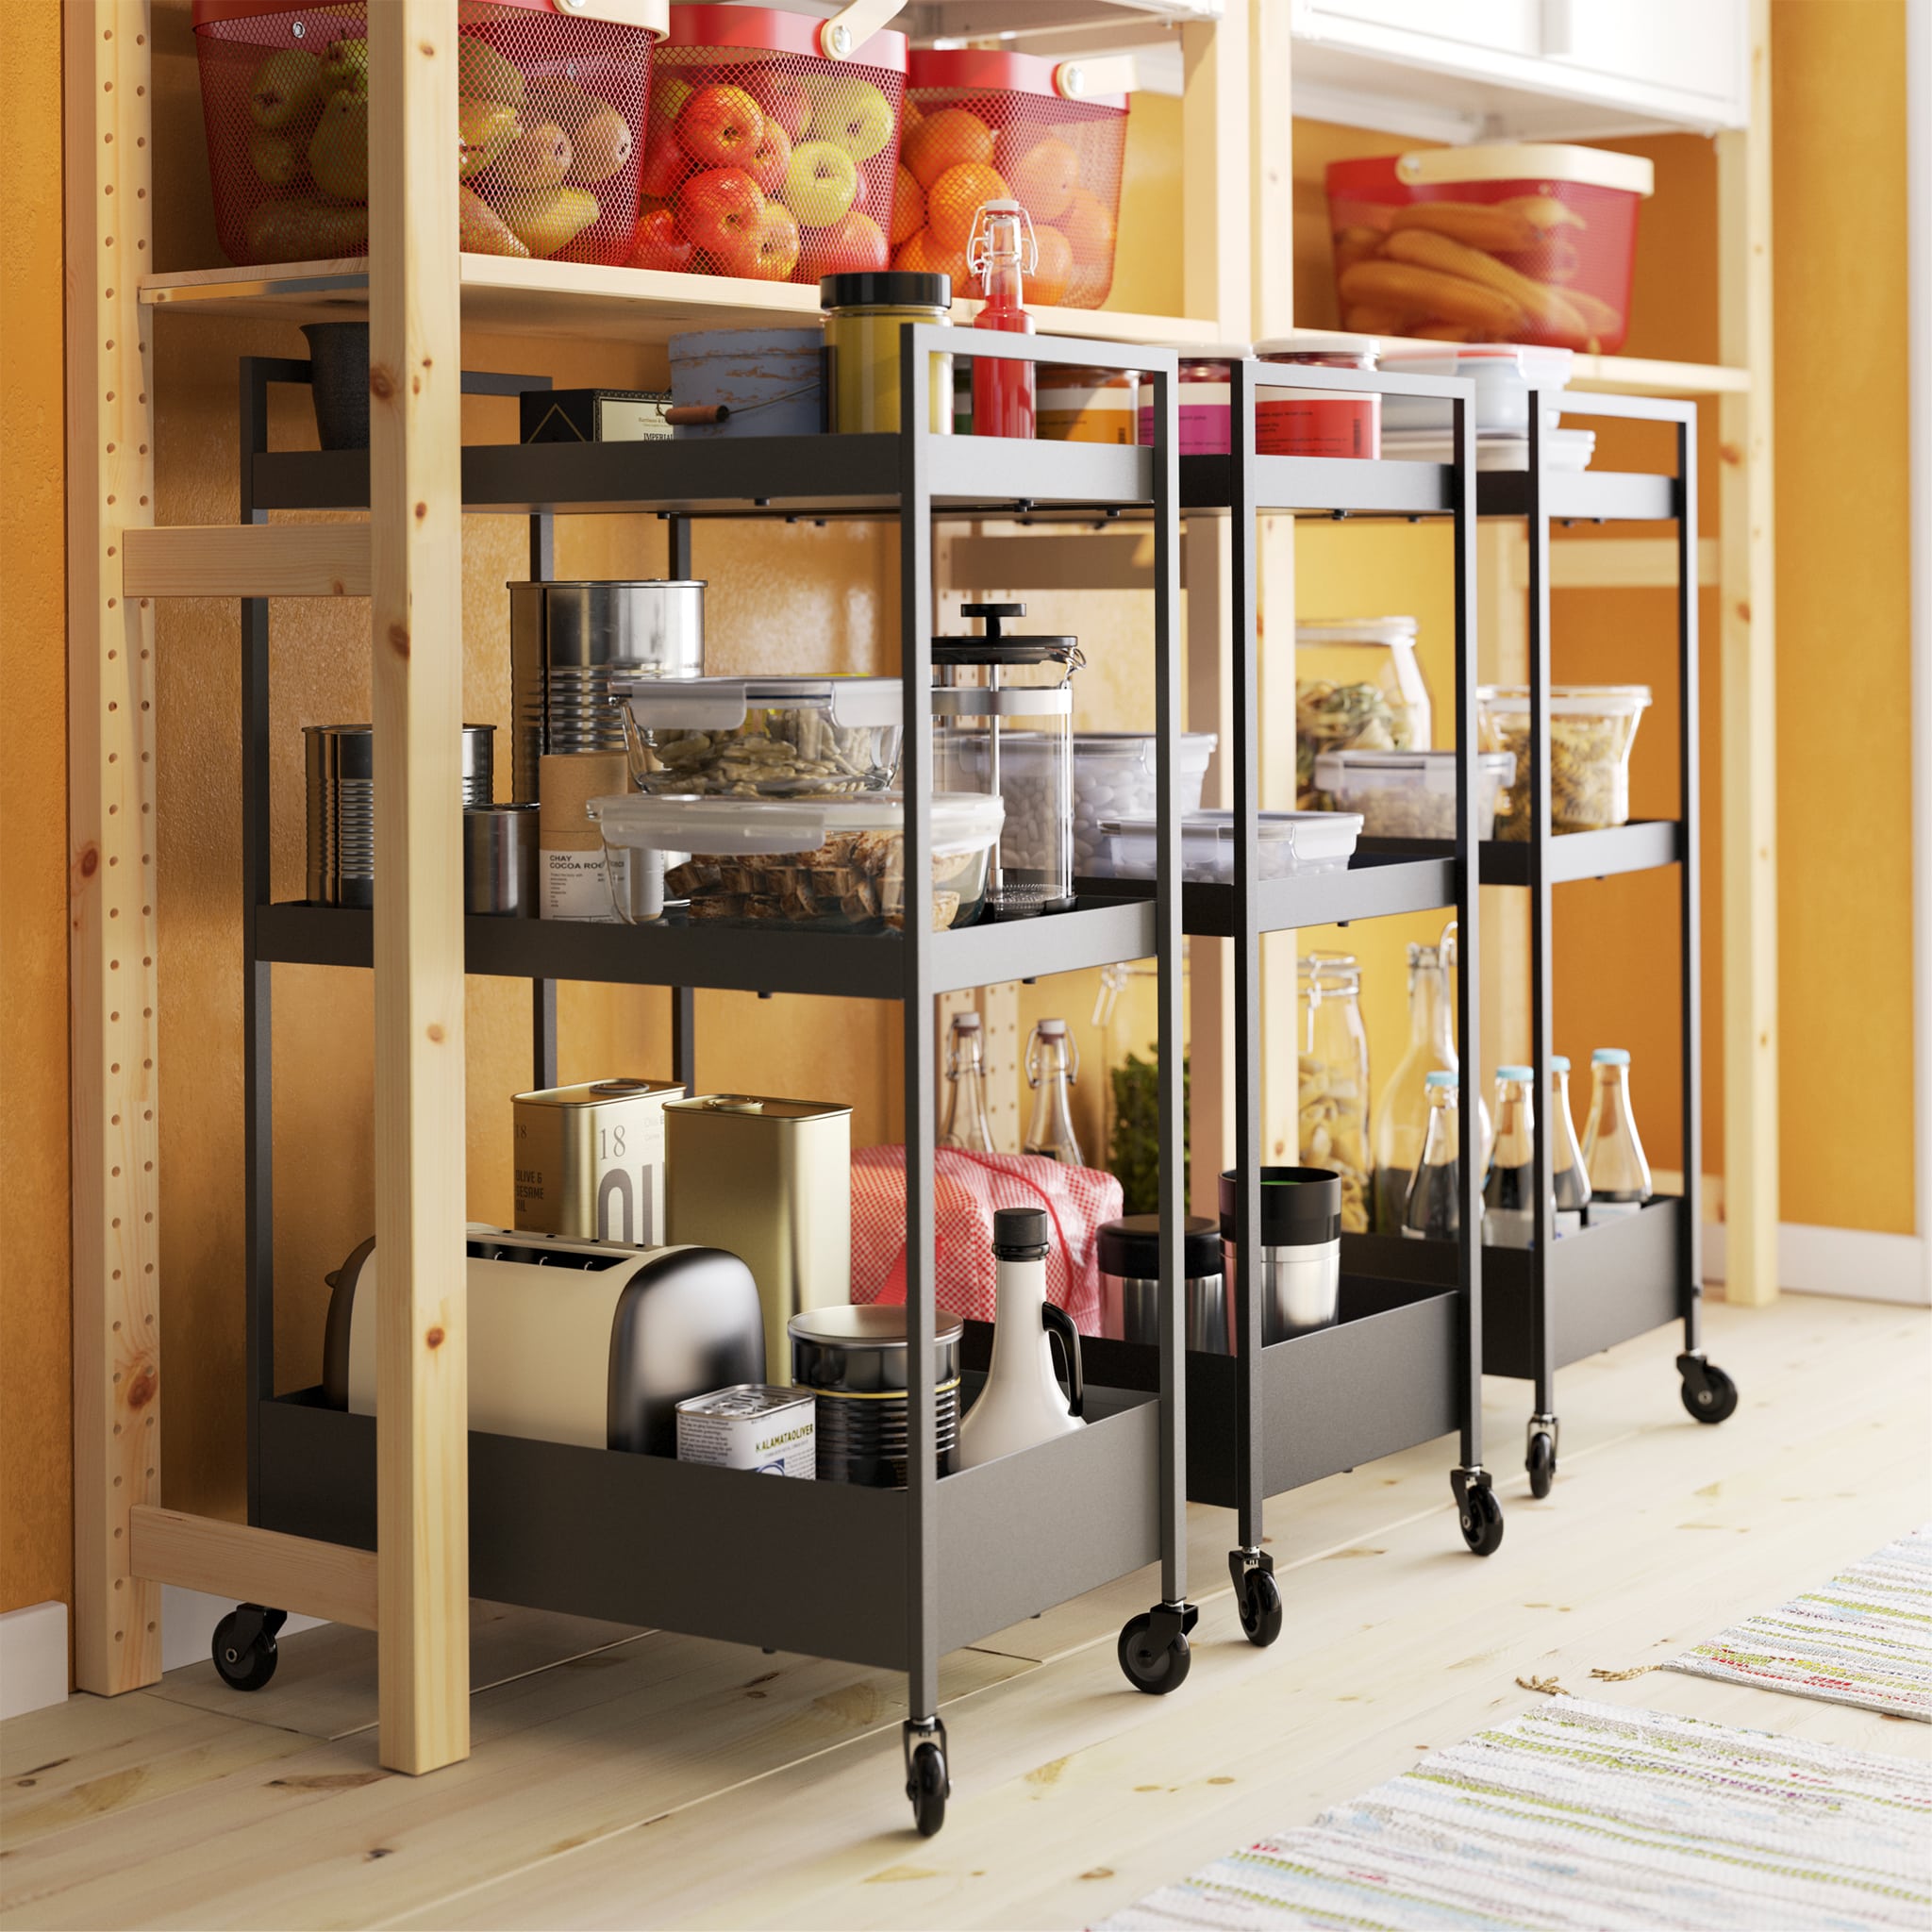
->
2, 1295, 1924, 1931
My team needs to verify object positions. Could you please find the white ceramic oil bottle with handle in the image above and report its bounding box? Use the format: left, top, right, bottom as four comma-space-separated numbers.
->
957, 1207, 1085, 1468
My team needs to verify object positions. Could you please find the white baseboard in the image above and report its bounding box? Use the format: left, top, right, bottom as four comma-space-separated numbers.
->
161, 1587, 326, 1674
1702, 1220, 1932, 1307
0, 1601, 70, 1720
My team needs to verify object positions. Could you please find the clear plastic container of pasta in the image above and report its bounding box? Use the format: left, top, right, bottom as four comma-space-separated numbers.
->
1295, 617, 1431, 808
1477, 684, 1652, 837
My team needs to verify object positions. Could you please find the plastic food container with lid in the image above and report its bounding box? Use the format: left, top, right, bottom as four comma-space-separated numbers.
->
192, 0, 664, 270
991, 731, 1219, 875
1095, 1215, 1228, 1353
1377, 343, 1574, 437
1326, 144, 1654, 352
1295, 617, 1432, 808
1252, 332, 1381, 459
1380, 424, 1596, 473
1477, 685, 1653, 837
613, 674, 901, 795
588, 790, 1005, 929
900, 47, 1133, 308
1097, 809, 1361, 884
821, 271, 953, 434
640, 6, 908, 286
1312, 749, 1516, 841
1136, 343, 1253, 454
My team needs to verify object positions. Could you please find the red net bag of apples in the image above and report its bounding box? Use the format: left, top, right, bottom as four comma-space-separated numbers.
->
898, 49, 1128, 309
632, 5, 908, 283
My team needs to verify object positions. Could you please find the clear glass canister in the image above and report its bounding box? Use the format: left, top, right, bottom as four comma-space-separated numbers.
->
822, 271, 954, 436
932, 603, 1082, 918
1295, 617, 1432, 808
1296, 950, 1370, 1234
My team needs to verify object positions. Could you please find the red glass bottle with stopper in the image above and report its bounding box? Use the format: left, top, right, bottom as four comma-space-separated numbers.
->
969, 199, 1037, 441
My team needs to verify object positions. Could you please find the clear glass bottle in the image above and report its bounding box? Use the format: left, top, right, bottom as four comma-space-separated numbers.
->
1582, 1047, 1651, 1220
1023, 1018, 1082, 1166
1550, 1055, 1591, 1236
1483, 1067, 1538, 1249
940, 1011, 999, 1155
1296, 951, 1371, 1234
1402, 1071, 1461, 1241
969, 199, 1037, 441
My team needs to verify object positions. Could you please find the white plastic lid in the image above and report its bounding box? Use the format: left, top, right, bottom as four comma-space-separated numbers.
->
586, 789, 1004, 856
616, 675, 904, 732
1255, 331, 1379, 365
1171, 341, 1254, 362
1377, 342, 1575, 387
1478, 684, 1652, 716
1392, 143, 1655, 197
991, 730, 1217, 764
1314, 749, 1513, 794
1295, 617, 1419, 648
1099, 808, 1363, 843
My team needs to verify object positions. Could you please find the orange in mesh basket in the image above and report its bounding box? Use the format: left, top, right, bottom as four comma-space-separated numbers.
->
192, 0, 661, 269
637, 6, 908, 284
903, 49, 1128, 310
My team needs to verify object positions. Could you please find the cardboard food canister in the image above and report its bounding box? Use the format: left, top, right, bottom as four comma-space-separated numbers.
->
513, 1079, 685, 1248
540, 750, 628, 922
664, 1094, 853, 1374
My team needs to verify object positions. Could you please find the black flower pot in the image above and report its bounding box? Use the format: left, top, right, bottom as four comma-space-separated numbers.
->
302, 322, 370, 451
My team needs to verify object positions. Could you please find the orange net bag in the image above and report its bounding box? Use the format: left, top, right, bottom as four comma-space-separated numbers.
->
192, 0, 658, 269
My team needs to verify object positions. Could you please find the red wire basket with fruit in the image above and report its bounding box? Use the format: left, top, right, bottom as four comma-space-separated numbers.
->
192, 0, 665, 269
900, 48, 1130, 310
633, 5, 908, 284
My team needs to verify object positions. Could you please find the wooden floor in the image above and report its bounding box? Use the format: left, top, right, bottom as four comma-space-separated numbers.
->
5, 1292, 1928, 1931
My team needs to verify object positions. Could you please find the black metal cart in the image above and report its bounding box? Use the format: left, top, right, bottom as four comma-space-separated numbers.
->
226, 333, 1203, 1836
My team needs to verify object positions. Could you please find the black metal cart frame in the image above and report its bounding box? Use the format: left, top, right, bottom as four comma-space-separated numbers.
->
233, 333, 1198, 1836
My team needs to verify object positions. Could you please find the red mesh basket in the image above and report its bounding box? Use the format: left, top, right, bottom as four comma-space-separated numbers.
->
635, 6, 907, 284
1325, 145, 1653, 353
902, 49, 1127, 310
192, 0, 659, 269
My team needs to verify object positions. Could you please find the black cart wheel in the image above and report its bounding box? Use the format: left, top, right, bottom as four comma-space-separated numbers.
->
1118, 1613, 1192, 1694
1680, 1360, 1739, 1424
211, 1608, 279, 1691
1458, 1484, 1505, 1557
908, 1740, 947, 1837
1526, 1430, 1557, 1500
1237, 1567, 1283, 1648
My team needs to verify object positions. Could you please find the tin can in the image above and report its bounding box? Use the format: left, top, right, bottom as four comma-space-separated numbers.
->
675, 1385, 817, 1476
512, 1079, 685, 1248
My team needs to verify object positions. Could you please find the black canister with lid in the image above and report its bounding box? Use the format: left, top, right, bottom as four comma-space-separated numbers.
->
1220, 1167, 1343, 1344
1095, 1214, 1228, 1353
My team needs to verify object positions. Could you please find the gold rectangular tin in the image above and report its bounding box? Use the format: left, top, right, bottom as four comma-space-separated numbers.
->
664, 1094, 853, 1373
512, 1078, 685, 1247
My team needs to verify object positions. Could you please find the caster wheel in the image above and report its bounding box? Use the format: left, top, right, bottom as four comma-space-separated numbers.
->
1526, 1430, 1557, 1500
1680, 1360, 1739, 1424
211, 1608, 279, 1691
1118, 1613, 1191, 1695
1237, 1567, 1283, 1649
1458, 1484, 1505, 1557
908, 1741, 947, 1838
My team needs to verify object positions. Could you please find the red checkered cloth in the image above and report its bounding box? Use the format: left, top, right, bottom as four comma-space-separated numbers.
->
851, 1146, 1123, 1334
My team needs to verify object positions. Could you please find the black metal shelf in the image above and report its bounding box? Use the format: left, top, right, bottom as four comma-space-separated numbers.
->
1353, 820, 1684, 887
1079, 852, 1456, 935
1180, 453, 1455, 517
1477, 467, 1680, 523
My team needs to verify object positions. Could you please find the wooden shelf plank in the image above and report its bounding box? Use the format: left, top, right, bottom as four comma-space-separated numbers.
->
128, 1506, 378, 1630
123, 525, 370, 600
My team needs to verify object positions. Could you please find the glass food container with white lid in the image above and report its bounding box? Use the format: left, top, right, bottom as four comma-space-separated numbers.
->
931, 603, 1083, 919
586, 790, 1004, 931
1295, 617, 1431, 808
1097, 808, 1362, 883
612, 675, 903, 797
1311, 748, 1516, 841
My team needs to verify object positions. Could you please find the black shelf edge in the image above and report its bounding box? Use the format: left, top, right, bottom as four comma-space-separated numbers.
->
257, 897, 1162, 999
1181, 453, 1455, 516
1078, 854, 1456, 937
1356, 821, 1684, 887
1477, 469, 1680, 522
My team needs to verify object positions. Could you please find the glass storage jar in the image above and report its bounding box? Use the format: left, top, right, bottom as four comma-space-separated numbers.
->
821, 271, 953, 435
932, 603, 1082, 918
1296, 950, 1370, 1234
1295, 617, 1431, 808
1136, 341, 1253, 453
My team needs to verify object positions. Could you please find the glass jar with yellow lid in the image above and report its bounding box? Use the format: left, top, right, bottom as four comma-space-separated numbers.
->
821, 272, 954, 436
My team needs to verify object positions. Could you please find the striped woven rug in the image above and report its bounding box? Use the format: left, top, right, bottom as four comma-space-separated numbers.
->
1668, 1524, 1932, 1720
1097, 1698, 1932, 1932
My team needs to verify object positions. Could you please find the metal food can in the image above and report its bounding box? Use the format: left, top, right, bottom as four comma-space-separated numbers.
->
675, 1385, 817, 1476
512, 1079, 685, 1248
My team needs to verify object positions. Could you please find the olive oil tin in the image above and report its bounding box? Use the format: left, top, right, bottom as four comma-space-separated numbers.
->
512, 1079, 685, 1248
664, 1094, 853, 1374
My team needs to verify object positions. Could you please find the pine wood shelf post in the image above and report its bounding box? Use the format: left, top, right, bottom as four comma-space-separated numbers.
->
62, 0, 163, 1700
1717, 0, 1779, 1307
369, 0, 471, 1775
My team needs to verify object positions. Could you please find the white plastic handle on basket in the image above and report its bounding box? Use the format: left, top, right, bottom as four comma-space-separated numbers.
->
817, 0, 903, 58
548, 0, 672, 33
1053, 56, 1140, 98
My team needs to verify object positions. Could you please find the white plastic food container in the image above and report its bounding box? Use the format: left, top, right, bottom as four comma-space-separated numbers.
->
1477, 685, 1652, 837
987, 731, 1217, 875
586, 791, 1005, 930
1097, 809, 1362, 883
1377, 343, 1574, 436
614, 675, 904, 796
1379, 425, 1595, 473
1312, 749, 1516, 840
